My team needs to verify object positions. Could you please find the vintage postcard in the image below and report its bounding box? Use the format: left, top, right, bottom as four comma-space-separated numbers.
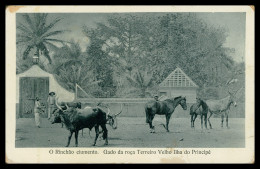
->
6, 5, 254, 163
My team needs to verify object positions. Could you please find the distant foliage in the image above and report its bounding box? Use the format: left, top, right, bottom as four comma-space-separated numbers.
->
17, 13, 244, 98
125, 69, 155, 98
16, 13, 68, 64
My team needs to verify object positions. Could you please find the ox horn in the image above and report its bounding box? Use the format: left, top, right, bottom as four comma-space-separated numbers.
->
114, 104, 123, 117
107, 108, 111, 115
55, 97, 63, 111
97, 101, 103, 106
65, 103, 69, 110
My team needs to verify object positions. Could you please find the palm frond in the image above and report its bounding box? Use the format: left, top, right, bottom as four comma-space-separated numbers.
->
39, 43, 52, 64
145, 77, 154, 88
135, 71, 143, 88
42, 30, 68, 39
16, 38, 32, 45
37, 13, 48, 30
17, 23, 33, 35
22, 14, 36, 33
22, 45, 33, 60
126, 76, 140, 88
43, 41, 60, 51
41, 17, 62, 34
44, 38, 71, 44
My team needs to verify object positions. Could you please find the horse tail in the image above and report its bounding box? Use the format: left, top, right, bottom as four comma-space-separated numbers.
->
145, 106, 152, 123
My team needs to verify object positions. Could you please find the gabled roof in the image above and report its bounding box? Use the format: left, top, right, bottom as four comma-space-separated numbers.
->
159, 67, 198, 88
17, 65, 50, 77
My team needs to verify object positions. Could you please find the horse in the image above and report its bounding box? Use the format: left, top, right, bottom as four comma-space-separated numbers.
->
145, 96, 187, 133
190, 98, 209, 129
206, 90, 238, 129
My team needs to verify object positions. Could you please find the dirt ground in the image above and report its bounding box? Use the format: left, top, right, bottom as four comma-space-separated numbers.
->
15, 116, 245, 148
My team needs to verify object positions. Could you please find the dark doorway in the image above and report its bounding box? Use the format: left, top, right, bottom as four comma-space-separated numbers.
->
19, 77, 49, 118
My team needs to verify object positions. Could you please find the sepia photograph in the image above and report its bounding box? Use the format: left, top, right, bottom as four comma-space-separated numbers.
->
6, 5, 254, 163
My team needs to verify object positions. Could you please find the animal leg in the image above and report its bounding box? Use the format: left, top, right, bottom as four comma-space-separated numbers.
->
190, 115, 193, 128
100, 124, 108, 145
221, 114, 224, 128
81, 129, 84, 137
225, 112, 229, 129
93, 125, 99, 146
207, 111, 213, 129
193, 114, 197, 129
149, 114, 155, 133
66, 131, 73, 147
75, 130, 79, 147
204, 114, 208, 129
200, 115, 203, 129
165, 113, 172, 132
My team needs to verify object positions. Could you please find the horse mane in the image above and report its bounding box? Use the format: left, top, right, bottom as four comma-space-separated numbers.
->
174, 96, 182, 100
165, 96, 182, 103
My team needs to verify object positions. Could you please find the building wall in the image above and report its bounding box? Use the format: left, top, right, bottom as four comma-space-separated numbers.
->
80, 101, 245, 118
159, 87, 197, 103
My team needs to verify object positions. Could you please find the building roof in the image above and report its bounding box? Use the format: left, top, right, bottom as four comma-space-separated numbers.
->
159, 67, 198, 88
16, 65, 75, 103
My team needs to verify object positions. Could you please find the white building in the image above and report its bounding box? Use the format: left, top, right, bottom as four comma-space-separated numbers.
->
16, 65, 75, 118
159, 67, 199, 103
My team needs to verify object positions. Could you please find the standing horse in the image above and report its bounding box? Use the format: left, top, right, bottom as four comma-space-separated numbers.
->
190, 98, 209, 129
145, 96, 187, 133
206, 91, 238, 129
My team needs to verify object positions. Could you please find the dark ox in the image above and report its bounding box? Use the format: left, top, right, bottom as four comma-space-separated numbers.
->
145, 96, 187, 133
82, 105, 122, 137
50, 101, 122, 147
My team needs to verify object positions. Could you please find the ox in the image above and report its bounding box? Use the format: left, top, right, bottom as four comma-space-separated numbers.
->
82, 105, 122, 137
145, 96, 187, 133
50, 103, 108, 147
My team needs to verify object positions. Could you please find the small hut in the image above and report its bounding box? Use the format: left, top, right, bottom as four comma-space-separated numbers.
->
159, 67, 199, 103
16, 65, 75, 118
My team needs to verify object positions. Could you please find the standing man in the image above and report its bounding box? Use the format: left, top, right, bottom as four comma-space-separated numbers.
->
34, 97, 44, 128
47, 92, 56, 120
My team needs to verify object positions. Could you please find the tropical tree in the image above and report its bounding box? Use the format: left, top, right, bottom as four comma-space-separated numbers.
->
16, 13, 68, 64
54, 65, 100, 95
82, 29, 122, 97
126, 69, 155, 98
50, 40, 86, 73
84, 14, 153, 74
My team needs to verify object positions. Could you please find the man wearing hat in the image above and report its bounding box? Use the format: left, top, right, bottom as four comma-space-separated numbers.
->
47, 92, 56, 119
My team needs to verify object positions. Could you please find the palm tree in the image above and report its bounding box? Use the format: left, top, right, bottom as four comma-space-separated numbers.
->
126, 69, 154, 98
51, 40, 85, 73
16, 13, 68, 64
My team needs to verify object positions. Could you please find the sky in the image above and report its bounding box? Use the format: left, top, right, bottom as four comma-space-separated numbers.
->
17, 12, 246, 63
196, 13, 246, 63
